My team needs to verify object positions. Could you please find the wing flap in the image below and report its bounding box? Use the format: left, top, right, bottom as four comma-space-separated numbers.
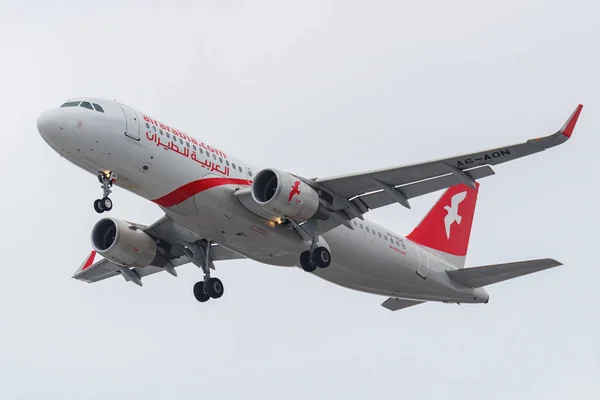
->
73, 246, 245, 284
447, 258, 562, 288
352, 165, 494, 211
381, 297, 426, 311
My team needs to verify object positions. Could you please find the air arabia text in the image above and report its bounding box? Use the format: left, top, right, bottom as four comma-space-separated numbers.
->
142, 115, 227, 159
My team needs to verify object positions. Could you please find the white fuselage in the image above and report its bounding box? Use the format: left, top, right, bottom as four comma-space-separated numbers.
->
37, 98, 489, 304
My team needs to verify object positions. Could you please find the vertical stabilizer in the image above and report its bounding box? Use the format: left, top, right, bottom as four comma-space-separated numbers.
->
406, 183, 480, 268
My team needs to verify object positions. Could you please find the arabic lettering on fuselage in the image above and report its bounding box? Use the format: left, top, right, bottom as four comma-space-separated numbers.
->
145, 130, 230, 177
141, 114, 227, 159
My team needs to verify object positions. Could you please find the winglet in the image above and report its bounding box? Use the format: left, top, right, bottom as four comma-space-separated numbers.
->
559, 104, 583, 138
74, 250, 96, 276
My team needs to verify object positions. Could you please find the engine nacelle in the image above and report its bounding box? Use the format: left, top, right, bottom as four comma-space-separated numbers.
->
91, 217, 168, 268
251, 168, 329, 221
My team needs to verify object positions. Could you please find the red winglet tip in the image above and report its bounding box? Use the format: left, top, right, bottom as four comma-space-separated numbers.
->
561, 104, 583, 138
81, 250, 96, 271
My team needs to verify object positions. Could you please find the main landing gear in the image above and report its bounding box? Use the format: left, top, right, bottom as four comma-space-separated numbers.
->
186, 240, 225, 303
300, 246, 331, 272
94, 171, 117, 213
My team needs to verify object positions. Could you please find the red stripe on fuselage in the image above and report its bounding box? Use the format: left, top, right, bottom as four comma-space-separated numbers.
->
152, 177, 251, 207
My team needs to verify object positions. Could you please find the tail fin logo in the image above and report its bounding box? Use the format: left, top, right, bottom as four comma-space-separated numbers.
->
443, 191, 467, 239
406, 183, 479, 260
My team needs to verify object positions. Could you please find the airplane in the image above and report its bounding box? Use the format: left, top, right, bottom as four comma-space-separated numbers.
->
36, 98, 583, 311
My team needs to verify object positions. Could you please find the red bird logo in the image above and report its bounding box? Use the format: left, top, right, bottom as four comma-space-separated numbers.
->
288, 180, 301, 202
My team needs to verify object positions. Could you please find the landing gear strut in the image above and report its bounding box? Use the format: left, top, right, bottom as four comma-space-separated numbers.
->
186, 240, 225, 303
94, 171, 117, 213
300, 245, 331, 272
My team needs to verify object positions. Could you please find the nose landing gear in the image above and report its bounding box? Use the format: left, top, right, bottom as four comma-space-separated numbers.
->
94, 171, 117, 213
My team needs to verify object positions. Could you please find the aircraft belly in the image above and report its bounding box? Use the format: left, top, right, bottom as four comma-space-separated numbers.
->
164, 190, 302, 266
313, 226, 469, 301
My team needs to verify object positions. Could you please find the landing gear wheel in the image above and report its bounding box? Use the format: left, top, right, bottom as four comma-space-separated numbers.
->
193, 281, 210, 302
93, 199, 104, 213
101, 197, 113, 211
313, 247, 331, 268
300, 251, 318, 272
186, 240, 227, 303
205, 277, 224, 299
94, 171, 116, 213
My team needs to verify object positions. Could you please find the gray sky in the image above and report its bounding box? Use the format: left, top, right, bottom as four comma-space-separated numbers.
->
0, 0, 598, 398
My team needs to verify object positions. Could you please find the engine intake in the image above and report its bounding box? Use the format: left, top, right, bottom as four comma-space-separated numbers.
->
251, 168, 329, 221
91, 217, 168, 268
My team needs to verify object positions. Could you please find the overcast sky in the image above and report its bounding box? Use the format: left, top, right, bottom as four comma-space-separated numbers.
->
0, 0, 598, 398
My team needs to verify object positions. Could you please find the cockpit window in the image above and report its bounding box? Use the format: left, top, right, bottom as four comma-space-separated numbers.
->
60, 100, 105, 113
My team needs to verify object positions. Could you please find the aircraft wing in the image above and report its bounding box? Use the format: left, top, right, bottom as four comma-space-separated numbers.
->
309, 105, 582, 223
72, 215, 246, 286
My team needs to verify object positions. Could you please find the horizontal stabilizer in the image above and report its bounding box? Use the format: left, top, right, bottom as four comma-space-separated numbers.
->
447, 258, 562, 288
381, 297, 425, 311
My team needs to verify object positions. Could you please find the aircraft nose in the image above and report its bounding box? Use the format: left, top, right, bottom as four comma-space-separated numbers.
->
36, 109, 62, 139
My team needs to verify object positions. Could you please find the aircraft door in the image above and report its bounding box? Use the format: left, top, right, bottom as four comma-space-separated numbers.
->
417, 249, 429, 279
120, 104, 140, 140
245, 167, 254, 184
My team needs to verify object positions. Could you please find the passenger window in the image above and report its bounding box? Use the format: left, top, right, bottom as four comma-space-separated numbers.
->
396, 240, 400, 246
153, 126, 157, 132
219, 157, 223, 163
384, 236, 388, 241
61, 101, 80, 107
199, 149, 204, 154
145, 123, 150, 129
378, 232, 382, 238
186, 142, 190, 148
166, 133, 170, 138
366, 227, 370, 233
193, 145, 197, 151
238, 166, 242, 172
80, 101, 94, 110
225, 160, 229, 166
92, 103, 104, 112
212, 154, 216, 160
179, 138, 183, 145
359, 224, 363, 229
159, 129, 163, 135
248, 170, 253, 176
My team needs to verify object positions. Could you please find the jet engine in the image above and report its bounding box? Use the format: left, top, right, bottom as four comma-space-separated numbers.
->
251, 168, 329, 221
91, 217, 168, 268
